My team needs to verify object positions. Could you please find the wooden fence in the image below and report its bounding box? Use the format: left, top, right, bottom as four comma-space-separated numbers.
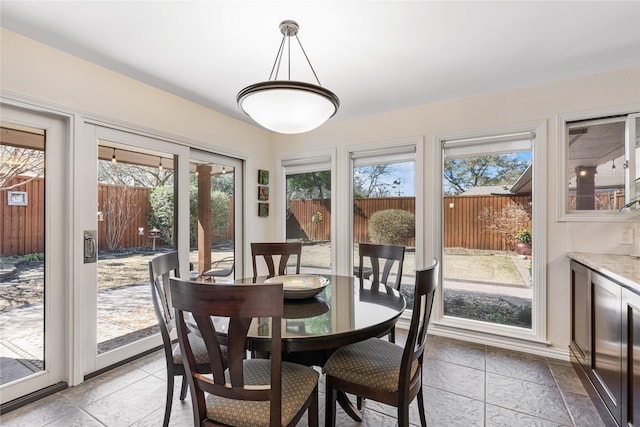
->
0, 176, 45, 256
3, 176, 534, 256
287, 197, 417, 246
1, 178, 234, 256
443, 194, 532, 250
288, 195, 533, 250
97, 184, 153, 250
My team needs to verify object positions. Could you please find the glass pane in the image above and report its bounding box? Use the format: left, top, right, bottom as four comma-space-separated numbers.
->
189, 161, 235, 281
567, 119, 626, 210
286, 170, 331, 273
96, 144, 175, 354
352, 160, 416, 308
0, 125, 46, 383
442, 149, 533, 329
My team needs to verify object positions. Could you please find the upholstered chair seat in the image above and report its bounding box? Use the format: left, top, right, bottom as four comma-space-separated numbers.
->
323, 338, 418, 393
206, 359, 319, 426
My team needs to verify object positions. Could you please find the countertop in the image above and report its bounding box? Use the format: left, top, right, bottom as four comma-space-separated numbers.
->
567, 252, 640, 290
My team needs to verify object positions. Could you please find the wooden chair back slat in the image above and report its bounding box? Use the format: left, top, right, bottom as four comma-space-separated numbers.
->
169, 279, 285, 412
251, 242, 302, 279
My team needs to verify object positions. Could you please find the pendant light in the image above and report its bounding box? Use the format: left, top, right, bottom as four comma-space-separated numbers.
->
237, 20, 339, 134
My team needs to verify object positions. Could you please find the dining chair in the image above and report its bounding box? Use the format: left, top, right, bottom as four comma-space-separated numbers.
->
356, 242, 405, 343
251, 241, 302, 279
356, 243, 405, 290
169, 278, 319, 427
149, 252, 215, 427
324, 260, 439, 427
201, 255, 235, 282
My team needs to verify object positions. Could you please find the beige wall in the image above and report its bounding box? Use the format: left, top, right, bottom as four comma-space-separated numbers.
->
2, 27, 640, 355
273, 66, 640, 353
0, 29, 277, 268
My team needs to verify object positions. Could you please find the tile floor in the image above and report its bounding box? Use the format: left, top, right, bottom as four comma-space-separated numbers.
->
0, 334, 606, 426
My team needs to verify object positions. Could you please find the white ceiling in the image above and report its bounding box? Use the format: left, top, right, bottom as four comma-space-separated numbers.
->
2, 1, 639, 128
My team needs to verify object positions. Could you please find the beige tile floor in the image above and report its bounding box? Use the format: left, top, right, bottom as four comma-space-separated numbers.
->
0, 334, 606, 427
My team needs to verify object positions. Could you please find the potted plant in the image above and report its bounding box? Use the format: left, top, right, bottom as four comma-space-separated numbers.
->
514, 226, 532, 255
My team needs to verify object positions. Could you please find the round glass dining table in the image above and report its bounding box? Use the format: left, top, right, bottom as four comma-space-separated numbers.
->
216, 274, 406, 367
202, 274, 406, 422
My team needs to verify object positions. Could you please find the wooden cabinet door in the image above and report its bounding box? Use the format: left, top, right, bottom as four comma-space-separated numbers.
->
591, 272, 623, 426
570, 261, 591, 367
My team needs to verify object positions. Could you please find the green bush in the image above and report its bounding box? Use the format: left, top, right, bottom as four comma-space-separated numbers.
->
150, 185, 231, 247
368, 209, 415, 245
148, 185, 175, 245
210, 190, 231, 239
188, 187, 231, 246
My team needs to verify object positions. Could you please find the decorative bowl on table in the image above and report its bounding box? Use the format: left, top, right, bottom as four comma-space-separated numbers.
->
265, 274, 329, 299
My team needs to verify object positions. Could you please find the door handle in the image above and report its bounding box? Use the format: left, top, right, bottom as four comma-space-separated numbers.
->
84, 230, 97, 264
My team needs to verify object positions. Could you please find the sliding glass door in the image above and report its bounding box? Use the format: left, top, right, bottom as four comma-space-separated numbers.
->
188, 150, 243, 281
0, 105, 67, 404
79, 125, 244, 374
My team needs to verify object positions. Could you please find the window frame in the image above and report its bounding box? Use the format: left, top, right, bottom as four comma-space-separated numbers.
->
556, 106, 640, 222
433, 122, 548, 344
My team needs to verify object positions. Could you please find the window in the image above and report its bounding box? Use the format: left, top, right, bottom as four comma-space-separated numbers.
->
438, 126, 547, 342
281, 154, 334, 274
351, 146, 416, 307
558, 110, 640, 220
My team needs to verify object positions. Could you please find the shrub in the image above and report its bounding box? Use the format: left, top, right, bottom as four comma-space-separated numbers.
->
148, 185, 175, 245
368, 209, 415, 245
210, 190, 231, 239
151, 184, 231, 248
515, 227, 531, 243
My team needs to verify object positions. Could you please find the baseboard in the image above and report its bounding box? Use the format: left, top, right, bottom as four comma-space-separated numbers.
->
396, 318, 569, 360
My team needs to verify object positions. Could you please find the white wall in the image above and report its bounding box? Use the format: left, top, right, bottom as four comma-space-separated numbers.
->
3, 27, 639, 355
272, 66, 640, 354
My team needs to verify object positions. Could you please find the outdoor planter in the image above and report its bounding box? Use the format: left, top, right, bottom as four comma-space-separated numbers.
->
515, 242, 532, 255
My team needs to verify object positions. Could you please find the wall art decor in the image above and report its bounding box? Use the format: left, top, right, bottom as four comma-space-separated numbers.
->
258, 169, 269, 185
258, 186, 269, 201
258, 202, 269, 217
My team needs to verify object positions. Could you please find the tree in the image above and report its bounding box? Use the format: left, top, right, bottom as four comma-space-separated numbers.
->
443, 155, 529, 195
479, 201, 530, 251
286, 171, 330, 200
353, 164, 397, 198
0, 145, 45, 190
103, 185, 143, 250
98, 160, 173, 187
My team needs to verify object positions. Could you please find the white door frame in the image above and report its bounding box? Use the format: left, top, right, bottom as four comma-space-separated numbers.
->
0, 102, 70, 403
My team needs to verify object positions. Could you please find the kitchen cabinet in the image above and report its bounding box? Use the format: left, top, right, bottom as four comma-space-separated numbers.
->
623, 290, 640, 426
570, 260, 591, 368
569, 256, 640, 427
591, 271, 622, 426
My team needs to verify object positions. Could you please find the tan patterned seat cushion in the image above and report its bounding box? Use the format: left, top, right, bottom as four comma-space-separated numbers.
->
205, 359, 319, 427
323, 338, 418, 392
172, 333, 217, 365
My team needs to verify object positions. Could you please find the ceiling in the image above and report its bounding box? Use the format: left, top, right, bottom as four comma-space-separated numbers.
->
1, 1, 640, 128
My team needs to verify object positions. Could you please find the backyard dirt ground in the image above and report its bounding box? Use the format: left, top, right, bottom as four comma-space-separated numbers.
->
0, 244, 529, 310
